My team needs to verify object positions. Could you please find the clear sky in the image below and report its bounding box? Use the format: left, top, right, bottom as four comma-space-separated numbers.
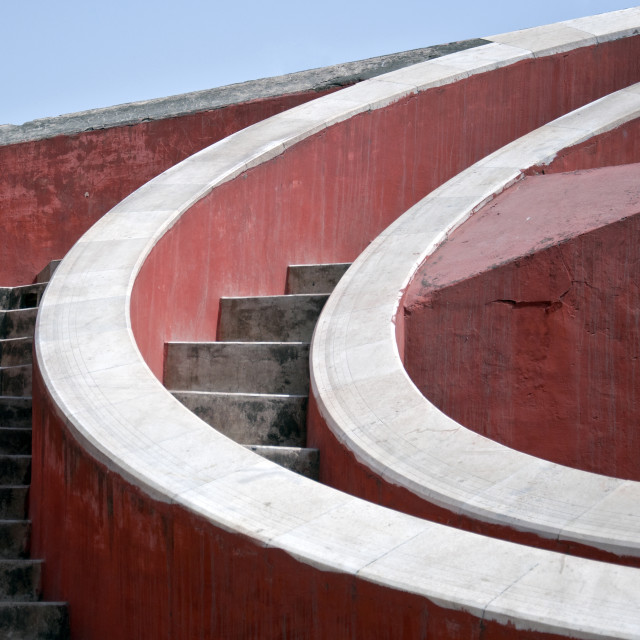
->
2, 0, 635, 125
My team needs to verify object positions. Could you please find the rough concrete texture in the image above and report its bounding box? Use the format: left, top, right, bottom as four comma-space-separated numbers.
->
0, 429, 31, 456
0, 560, 42, 602
244, 445, 320, 480
0, 338, 33, 368
0, 487, 28, 520
0, 41, 486, 142
164, 342, 310, 394
173, 391, 308, 447
0, 602, 69, 639
0, 365, 32, 397
218, 294, 329, 342
404, 162, 640, 481
0, 456, 30, 485
0, 309, 37, 340
0, 399, 31, 429
7, 285, 46, 311
0, 284, 47, 312
0, 523, 29, 560
286, 263, 352, 294
0, 279, 69, 639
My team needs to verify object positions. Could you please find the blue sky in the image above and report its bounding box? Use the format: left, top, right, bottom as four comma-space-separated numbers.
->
2, 0, 635, 125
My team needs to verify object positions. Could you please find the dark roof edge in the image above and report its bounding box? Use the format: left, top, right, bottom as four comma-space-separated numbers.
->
0, 39, 487, 147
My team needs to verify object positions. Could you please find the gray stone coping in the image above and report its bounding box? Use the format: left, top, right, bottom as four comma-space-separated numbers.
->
0, 40, 486, 146
34, 9, 640, 637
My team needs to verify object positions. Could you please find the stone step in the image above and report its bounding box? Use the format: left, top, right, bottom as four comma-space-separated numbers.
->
0, 429, 32, 456
0, 284, 47, 312
0, 560, 42, 602
245, 445, 319, 480
285, 263, 351, 294
34, 260, 61, 285
0, 521, 30, 559
0, 398, 32, 429
0, 366, 32, 398
0, 457, 30, 486
0, 487, 28, 520
0, 338, 33, 368
218, 294, 328, 342
0, 309, 37, 340
0, 601, 69, 639
172, 391, 308, 447
165, 342, 310, 395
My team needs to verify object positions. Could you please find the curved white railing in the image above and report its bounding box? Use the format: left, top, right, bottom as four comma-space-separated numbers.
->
35, 9, 640, 637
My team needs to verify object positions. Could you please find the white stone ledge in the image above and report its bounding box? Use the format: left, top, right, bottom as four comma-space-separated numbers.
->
35, 11, 640, 638
486, 7, 640, 54
311, 84, 640, 558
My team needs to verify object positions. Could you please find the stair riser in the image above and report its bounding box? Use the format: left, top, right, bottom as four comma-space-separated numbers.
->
0, 399, 32, 429
218, 295, 328, 342
0, 458, 30, 485
0, 309, 37, 340
0, 488, 28, 520
165, 343, 310, 395
0, 602, 69, 638
246, 446, 320, 480
285, 263, 350, 294
0, 338, 33, 368
173, 392, 308, 447
0, 367, 32, 397
0, 430, 32, 456
0, 522, 29, 560
0, 368, 32, 398
0, 562, 42, 601
7, 284, 47, 311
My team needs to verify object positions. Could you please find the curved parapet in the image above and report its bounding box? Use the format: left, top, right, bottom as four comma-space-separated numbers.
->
311, 84, 640, 563
32, 9, 640, 639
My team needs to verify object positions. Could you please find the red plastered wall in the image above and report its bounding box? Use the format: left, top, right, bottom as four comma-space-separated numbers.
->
403, 125, 640, 481
132, 38, 640, 377
0, 91, 332, 286
31, 363, 569, 639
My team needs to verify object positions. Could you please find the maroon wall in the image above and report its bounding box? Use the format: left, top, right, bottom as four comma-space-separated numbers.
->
404, 159, 640, 481
31, 364, 570, 640
0, 91, 333, 287
132, 38, 640, 377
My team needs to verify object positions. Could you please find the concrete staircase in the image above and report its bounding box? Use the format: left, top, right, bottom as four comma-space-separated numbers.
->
164, 263, 350, 480
0, 263, 69, 639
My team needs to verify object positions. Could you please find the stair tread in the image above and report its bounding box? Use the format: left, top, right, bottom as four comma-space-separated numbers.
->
170, 390, 307, 399
0, 601, 67, 606
246, 445, 319, 451
220, 293, 329, 300
245, 445, 319, 480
